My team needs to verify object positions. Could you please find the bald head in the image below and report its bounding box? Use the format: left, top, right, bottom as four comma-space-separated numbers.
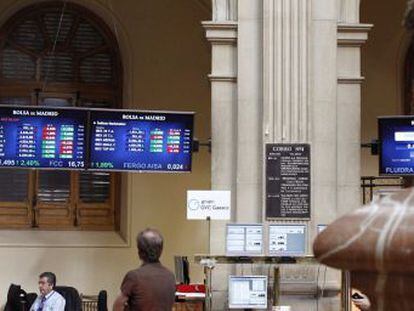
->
136, 228, 164, 263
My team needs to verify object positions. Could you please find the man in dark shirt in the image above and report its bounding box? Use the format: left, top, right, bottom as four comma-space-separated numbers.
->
113, 228, 176, 311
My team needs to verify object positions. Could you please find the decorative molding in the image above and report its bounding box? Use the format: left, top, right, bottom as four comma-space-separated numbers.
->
202, 21, 238, 29
337, 23, 373, 47
203, 37, 237, 44
263, 0, 310, 142
202, 21, 238, 44
208, 74, 237, 82
337, 76, 365, 84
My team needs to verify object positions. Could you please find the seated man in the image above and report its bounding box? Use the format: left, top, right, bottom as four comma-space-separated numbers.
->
113, 228, 176, 311
30, 272, 66, 311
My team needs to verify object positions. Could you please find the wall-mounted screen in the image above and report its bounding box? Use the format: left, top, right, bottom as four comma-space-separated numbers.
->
379, 116, 414, 175
268, 224, 306, 256
226, 224, 263, 256
0, 106, 87, 169
88, 109, 194, 172
228, 276, 267, 309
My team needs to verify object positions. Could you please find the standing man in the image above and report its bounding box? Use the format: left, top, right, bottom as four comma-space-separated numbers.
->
113, 228, 176, 310
30, 272, 65, 311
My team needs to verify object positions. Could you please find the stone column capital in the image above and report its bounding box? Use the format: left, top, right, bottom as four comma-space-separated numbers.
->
202, 21, 238, 44
337, 23, 373, 47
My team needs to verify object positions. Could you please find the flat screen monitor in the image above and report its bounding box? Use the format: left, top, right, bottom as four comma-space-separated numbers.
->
0, 106, 87, 169
379, 116, 414, 175
88, 109, 194, 172
268, 224, 306, 256
317, 224, 327, 234
228, 275, 267, 309
226, 224, 263, 256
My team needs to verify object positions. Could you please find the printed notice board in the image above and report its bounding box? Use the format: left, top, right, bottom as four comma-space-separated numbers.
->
265, 143, 310, 219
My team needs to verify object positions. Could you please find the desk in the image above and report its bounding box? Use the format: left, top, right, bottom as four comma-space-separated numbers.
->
173, 300, 204, 311
195, 255, 349, 311
195, 254, 318, 264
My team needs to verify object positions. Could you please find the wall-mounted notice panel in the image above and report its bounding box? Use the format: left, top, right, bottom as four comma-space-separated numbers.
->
89, 109, 194, 172
226, 224, 263, 256
265, 144, 311, 219
0, 106, 87, 169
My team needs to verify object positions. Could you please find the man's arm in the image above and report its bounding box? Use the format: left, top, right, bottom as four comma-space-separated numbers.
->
53, 293, 66, 311
113, 292, 128, 311
29, 297, 39, 311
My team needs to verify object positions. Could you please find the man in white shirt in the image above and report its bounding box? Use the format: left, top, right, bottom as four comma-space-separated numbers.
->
30, 272, 66, 311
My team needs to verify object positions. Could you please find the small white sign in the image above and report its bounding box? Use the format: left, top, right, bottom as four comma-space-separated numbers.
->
187, 190, 231, 220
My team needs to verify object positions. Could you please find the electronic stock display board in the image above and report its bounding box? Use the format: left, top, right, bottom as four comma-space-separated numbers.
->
0, 106, 87, 169
88, 109, 194, 172
379, 116, 414, 175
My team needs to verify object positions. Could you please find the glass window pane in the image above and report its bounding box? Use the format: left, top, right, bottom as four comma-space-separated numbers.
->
44, 11, 73, 44
79, 99, 113, 108
12, 19, 44, 52
0, 169, 29, 202
2, 46, 35, 80
38, 171, 70, 203
41, 53, 74, 82
79, 172, 110, 203
0, 97, 31, 106
0, 101, 31, 203
41, 98, 72, 107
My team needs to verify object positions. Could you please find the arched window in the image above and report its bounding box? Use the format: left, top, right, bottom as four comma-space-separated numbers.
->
0, 2, 122, 230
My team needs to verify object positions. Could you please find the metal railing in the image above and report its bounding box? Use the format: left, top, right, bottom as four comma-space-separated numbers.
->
360, 176, 405, 204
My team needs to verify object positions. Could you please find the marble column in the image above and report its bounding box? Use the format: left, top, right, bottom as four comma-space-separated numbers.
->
203, 0, 237, 254
263, 0, 310, 144
203, 1, 238, 309
262, 1, 314, 292
262, 0, 310, 229
236, 0, 262, 222
336, 23, 372, 217
211, 0, 237, 21
310, 0, 339, 247
338, 0, 361, 24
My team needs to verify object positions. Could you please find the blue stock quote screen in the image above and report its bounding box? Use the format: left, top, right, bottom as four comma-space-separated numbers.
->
0, 106, 87, 169
379, 116, 414, 175
89, 110, 194, 172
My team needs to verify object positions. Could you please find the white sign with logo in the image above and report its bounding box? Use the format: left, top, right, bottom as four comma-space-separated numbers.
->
187, 190, 231, 220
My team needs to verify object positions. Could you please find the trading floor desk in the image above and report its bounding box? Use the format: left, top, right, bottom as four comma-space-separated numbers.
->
174, 299, 204, 311
195, 255, 350, 311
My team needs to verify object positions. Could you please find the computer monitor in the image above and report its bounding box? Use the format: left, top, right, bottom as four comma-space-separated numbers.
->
0, 106, 87, 170
174, 256, 190, 284
228, 275, 267, 309
88, 109, 194, 172
317, 224, 327, 234
378, 116, 414, 175
268, 224, 306, 256
226, 224, 263, 256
